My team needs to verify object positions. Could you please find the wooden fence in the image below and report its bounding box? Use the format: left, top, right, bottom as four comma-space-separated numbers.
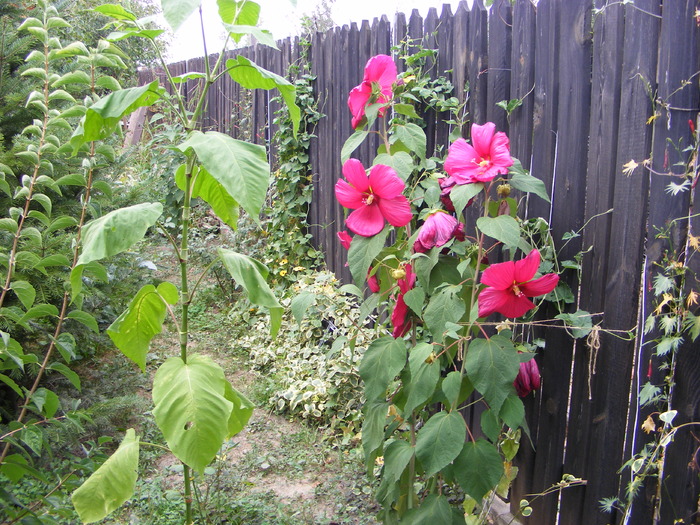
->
139, 0, 700, 523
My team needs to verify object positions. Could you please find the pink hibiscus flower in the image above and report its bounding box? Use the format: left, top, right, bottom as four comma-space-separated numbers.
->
478, 249, 559, 318
514, 358, 541, 397
335, 159, 412, 237
337, 230, 381, 292
348, 54, 397, 129
444, 122, 513, 184
413, 211, 465, 253
391, 263, 416, 338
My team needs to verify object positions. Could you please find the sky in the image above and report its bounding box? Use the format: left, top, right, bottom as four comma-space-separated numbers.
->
166, 0, 466, 62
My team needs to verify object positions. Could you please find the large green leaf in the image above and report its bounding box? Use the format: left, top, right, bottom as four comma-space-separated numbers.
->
160, 0, 201, 31
177, 165, 240, 229
383, 439, 414, 484
403, 343, 440, 415
76, 203, 162, 267
107, 283, 178, 372
71, 428, 139, 523
223, 380, 254, 437
218, 249, 282, 337
423, 285, 466, 343
402, 494, 454, 525
476, 216, 521, 250
222, 24, 277, 49
359, 336, 407, 401
391, 123, 426, 161
465, 335, 520, 413
152, 355, 233, 473
509, 159, 550, 203
450, 183, 483, 217
226, 55, 299, 136
217, 0, 260, 26
453, 439, 504, 501
178, 131, 269, 220
341, 130, 369, 163
347, 225, 390, 288
415, 411, 466, 477
71, 81, 161, 149
373, 151, 414, 182
362, 400, 389, 468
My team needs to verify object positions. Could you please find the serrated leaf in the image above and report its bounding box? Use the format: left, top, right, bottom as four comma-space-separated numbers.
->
72, 428, 139, 523
509, 166, 550, 202
218, 249, 282, 337
107, 284, 175, 371
415, 411, 466, 476
71, 81, 161, 149
423, 285, 465, 342
226, 55, 299, 136
500, 395, 525, 429
152, 355, 233, 473
32, 387, 59, 418
359, 336, 407, 401
683, 312, 700, 341
178, 131, 268, 221
373, 151, 414, 181
383, 439, 414, 483
191, 166, 240, 229
450, 183, 483, 217
391, 123, 426, 160
454, 439, 504, 501
0, 374, 23, 396
347, 225, 390, 288
341, 130, 368, 163
160, 0, 200, 30
362, 400, 389, 469
477, 216, 521, 249
48, 362, 81, 390
402, 286, 425, 316
466, 335, 519, 413
77, 202, 162, 266
93, 4, 138, 21
223, 24, 277, 49
441, 371, 462, 411
404, 343, 440, 415
402, 494, 453, 524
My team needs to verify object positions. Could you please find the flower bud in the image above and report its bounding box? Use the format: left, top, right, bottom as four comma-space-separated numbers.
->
392, 268, 406, 280
497, 183, 511, 198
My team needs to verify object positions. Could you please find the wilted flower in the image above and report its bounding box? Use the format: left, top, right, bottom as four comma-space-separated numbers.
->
444, 122, 513, 184
335, 159, 412, 237
348, 54, 397, 129
413, 210, 465, 253
478, 249, 559, 318
514, 358, 541, 397
391, 263, 415, 338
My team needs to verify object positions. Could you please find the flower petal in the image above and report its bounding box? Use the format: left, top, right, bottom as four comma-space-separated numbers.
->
520, 273, 559, 297
346, 204, 385, 237
369, 164, 405, 198
378, 196, 412, 228
470, 122, 496, 156
489, 131, 513, 171
514, 249, 541, 283
477, 287, 511, 318
481, 260, 516, 290
391, 293, 411, 338
364, 54, 397, 88
444, 139, 479, 181
499, 294, 536, 318
367, 268, 380, 293
342, 158, 370, 192
337, 231, 352, 250
335, 179, 364, 209
348, 83, 371, 128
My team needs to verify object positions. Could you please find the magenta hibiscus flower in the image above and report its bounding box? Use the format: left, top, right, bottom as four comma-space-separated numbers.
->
391, 263, 416, 338
413, 211, 465, 253
348, 54, 397, 129
478, 249, 559, 318
444, 122, 513, 184
335, 159, 412, 237
514, 358, 541, 397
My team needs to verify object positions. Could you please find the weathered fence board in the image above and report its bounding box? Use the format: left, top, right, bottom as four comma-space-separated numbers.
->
140, 2, 699, 522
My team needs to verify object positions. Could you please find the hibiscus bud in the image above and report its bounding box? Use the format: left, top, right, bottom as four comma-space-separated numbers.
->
514, 359, 541, 397
497, 183, 512, 198
392, 268, 406, 280
689, 119, 695, 134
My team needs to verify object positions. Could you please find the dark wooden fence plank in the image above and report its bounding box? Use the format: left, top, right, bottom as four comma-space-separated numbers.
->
486, 0, 512, 134
451, 1, 470, 129
559, 1, 627, 522
467, 0, 488, 127
521, 2, 562, 521
422, 8, 440, 157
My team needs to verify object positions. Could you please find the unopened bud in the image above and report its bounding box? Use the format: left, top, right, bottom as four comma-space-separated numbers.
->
497, 183, 511, 198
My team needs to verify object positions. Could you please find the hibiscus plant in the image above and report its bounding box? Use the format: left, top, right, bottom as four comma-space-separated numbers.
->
337, 54, 565, 522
